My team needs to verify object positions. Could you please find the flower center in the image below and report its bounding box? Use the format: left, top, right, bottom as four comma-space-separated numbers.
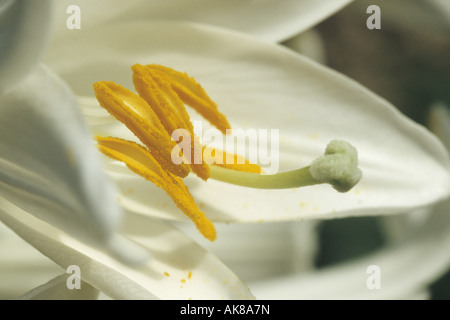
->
93, 64, 362, 241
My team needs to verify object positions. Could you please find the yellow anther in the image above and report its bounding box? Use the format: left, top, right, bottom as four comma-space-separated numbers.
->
140, 64, 231, 134
93, 81, 191, 178
96, 136, 217, 241
203, 147, 262, 174
132, 64, 210, 181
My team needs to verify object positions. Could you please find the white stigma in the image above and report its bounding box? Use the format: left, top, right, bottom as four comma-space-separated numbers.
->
309, 140, 362, 192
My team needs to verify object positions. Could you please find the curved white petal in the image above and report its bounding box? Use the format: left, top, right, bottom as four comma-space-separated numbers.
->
176, 220, 319, 283
50, 0, 352, 43
0, 0, 52, 94
282, 29, 327, 64
0, 65, 150, 263
18, 274, 99, 300
380, 103, 450, 244
431, 0, 450, 19
429, 103, 450, 152
0, 198, 254, 300
45, 21, 450, 224
249, 199, 450, 299
0, 223, 62, 299
251, 102, 450, 300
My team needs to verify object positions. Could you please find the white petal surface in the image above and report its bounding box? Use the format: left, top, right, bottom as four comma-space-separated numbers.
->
249, 198, 450, 299
175, 220, 319, 283
0, 65, 148, 263
50, 0, 352, 43
0, 0, 52, 94
19, 274, 99, 300
46, 21, 450, 224
0, 198, 254, 300
0, 223, 63, 299
250, 101, 450, 300
431, 0, 450, 19
429, 103, 450, 152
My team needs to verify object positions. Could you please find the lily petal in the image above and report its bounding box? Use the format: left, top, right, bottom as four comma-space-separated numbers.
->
0, 65, 148, 263
250, 103, 450, 299
0, 223, 62, 299
428, 103, 450, 152
50, 0, 353, 42
47, 21, 450, 223
0, 0, 52, 94
432, 0, 450, 18
0, 197, 254, 300
249, 195, 450, 299
18, 274, 99, 300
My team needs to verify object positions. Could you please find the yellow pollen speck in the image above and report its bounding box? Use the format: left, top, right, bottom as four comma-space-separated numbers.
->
164, 272, 170, 277
123, 188, 134, 195
188, 271, 192, 279
180, 279, 186, 283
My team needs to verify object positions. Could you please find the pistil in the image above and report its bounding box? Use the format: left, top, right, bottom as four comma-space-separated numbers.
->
209, 140, 362, 193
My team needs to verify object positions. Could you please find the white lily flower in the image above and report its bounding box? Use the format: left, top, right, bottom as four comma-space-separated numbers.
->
3, 0, 448, 300
44, 0, 449, 298
47, 19, 449, 223
43, 0, 450, 298
0, 0, 254, 299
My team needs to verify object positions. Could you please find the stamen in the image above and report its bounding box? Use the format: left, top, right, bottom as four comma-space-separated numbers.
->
203, 146, 263, 174
132, 64, 210, 181
96, 136, 216, 241
209, 140, 362, 193
93, 81, 191, 178
140, 64, 231, 134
